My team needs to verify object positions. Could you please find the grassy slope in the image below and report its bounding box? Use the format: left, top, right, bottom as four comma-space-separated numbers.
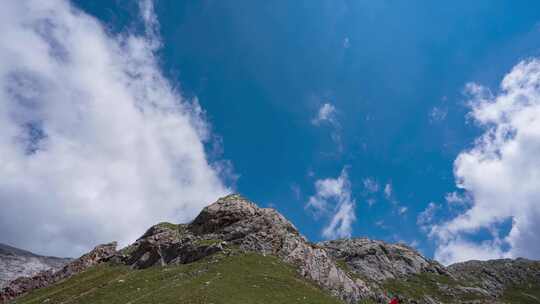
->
9, 248, 539, 304
384, 273, 540, 304
11, 253, 343, 304
501, 283, 540, 304
384, 273, 484, 303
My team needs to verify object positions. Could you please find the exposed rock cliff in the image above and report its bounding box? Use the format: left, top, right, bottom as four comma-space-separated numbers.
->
1, 194, 539, 304
118, 195, 371, 303
320, 238, 448, 282
0, 242, 116, 302
0, 243, 70, 288
320, 239, 540, 303
449, 258, 540, 297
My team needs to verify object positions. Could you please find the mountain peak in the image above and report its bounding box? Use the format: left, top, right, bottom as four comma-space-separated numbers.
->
189, 194, 299, 237
2, 195, 540, 304
189, 193, 259, 234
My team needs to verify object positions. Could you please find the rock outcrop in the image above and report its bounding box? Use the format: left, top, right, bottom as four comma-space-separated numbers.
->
0, 242, 116, 303
320, 238, 452, 303
449, 258, 540, 297
2, 194, 539, 304
320, 238, 448, 283
321, 239, 540, 303
118, 195, 371, 303
0, 243, 70, 288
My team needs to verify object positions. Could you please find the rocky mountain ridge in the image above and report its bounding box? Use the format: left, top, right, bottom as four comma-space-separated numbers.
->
320, 238, 448, 282
0, 243, 70, 288
449, 258, 540, 298
1, 194, 539, 303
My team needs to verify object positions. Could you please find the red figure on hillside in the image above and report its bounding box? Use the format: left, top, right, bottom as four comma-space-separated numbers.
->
389, 297, 399, 304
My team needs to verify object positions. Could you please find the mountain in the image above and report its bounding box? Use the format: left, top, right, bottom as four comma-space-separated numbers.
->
1, 194, 539, 303
0, 243, 70, 288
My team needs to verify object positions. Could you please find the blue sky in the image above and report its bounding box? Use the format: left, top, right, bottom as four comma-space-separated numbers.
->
77, 0, 540, 257
2, 0, 540, 263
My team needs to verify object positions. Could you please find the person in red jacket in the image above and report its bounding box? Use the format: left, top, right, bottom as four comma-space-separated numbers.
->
389, 296, 399, 304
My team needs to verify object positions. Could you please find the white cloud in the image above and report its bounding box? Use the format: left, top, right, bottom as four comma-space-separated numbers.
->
0, 0, 230, 257
435, 238, 507, 266
384, 183, 392, 199
429, 106, 448, 123
306, 169, 356, 239
417, 202, 439, 230
375, 220, 387, 229
398, 206, 408, 215
343, 37, 350, 49
380, 182, 408, 214
363, 178, 379, 193
311, 102, 342, 150
431, 58, 540, 264
312, 103, 337, 126
408, 240, 420, 248
445, 191, 468, 206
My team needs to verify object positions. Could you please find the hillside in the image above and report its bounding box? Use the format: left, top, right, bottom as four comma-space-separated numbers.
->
1, 194, 539, 303
0, 243, 70, 288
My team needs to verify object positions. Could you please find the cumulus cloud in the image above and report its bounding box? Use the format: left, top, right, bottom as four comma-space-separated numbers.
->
306, 169, 356, 239
0, 0, 230, 257
431, 59, 540, 264
434, 238, 506, 266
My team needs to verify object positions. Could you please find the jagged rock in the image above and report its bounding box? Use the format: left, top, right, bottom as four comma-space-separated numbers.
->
119, 222, 227, 269
113, 194, 370, 302
60, 242, 117, 274
189, 195, 262, 235
2, 194, 540, 304
449, 258, 540, 297
0, 243, 70, 288
120, 223, 185, 268
0, 242, 116, 302
319, 238, 452, 303
320, 238, 448, 282
190, 195, 370, 303
320, 237, 540, 303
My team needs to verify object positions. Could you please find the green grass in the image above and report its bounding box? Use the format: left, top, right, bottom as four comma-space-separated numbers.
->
334, 259, 353, 277
11, 253, 344, 304
194, 239, 222, 247
501, 282, 540, 304
383, 272, 487, 303
155, 222, 180, 231
333, 259, 371, 283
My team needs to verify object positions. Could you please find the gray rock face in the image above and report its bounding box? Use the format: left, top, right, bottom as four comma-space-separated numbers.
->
119, 195, 370, 303
449, 258, 540, 297
320, 238, 447, 282
0, 242, 116, 303
319, 238, 451, 303
321, 238, 540, 303
118, 222, 226, 269
0, 243, 70, 288
2, 194, 539, 304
